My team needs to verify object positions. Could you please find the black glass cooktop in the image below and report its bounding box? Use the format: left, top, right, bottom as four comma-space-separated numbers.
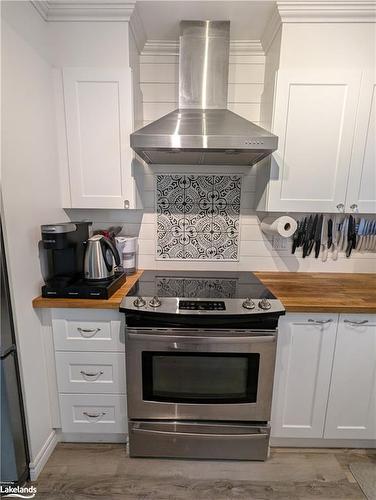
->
127, 271, 276, 300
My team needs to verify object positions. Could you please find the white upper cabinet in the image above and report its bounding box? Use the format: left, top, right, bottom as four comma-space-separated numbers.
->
265, 70, 361, 213
61, 68, 135, 209
324, 314, 376, 440
346, 71, 376, 214
271, 313, 338, 439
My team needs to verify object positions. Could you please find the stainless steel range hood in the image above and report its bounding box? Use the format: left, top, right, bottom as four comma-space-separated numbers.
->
131, 21, 278, 166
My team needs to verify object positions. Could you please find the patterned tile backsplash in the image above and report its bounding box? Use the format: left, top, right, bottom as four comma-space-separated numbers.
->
156, 175, 241, 260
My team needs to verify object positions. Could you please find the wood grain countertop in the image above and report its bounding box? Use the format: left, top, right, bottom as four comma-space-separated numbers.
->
32, 270, 376, 313
255, 272, 376, 313
32, 270, 143, 310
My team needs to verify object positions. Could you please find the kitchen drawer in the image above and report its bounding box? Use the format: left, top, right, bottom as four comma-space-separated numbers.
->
55, 352, 126, 394
52, 310, 124, 351
59, 394, 127, 434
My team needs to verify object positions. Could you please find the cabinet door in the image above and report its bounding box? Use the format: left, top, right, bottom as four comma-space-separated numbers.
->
346, 72, 376, 214
268, 70, 361, 212
63, 68, 134, 208
271, 314, 338, 438
324, 314, 376, 440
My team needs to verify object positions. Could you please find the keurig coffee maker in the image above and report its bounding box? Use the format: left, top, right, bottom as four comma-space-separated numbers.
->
40, 222, 126, 299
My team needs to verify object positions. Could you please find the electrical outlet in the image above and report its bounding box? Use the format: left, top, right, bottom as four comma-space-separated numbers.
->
271, 236, 288, 250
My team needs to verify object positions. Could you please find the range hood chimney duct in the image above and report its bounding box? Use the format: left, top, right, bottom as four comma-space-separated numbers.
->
179, 21, 229, 110
130, 20, 278, 166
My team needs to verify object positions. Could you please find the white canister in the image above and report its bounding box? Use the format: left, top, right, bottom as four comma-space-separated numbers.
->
115, 236, 138, 275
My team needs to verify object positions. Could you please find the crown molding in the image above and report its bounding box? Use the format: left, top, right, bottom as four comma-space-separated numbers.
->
31, 0, 137, 22
277, 1, 376, 22
142, 39, 264, 56
142, 40, 179, 55
261, 7, 282, 53
129, 5, 146, 53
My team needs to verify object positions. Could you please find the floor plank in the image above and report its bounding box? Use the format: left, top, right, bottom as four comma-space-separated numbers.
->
32, 444, 374, 499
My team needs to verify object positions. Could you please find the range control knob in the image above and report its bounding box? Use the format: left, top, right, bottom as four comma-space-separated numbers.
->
133, 296, 146, 308
149, 296, 161, 308
242, 297, 255, 310
258, 298, 271, 310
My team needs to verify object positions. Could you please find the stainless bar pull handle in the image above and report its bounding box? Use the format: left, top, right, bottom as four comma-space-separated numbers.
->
80, 370, 104, 378
344, 319, 369, 325
133, 428, 267, 439
307, 319, 333, 324
83, 411, 106, 419
77, 327, 101, 338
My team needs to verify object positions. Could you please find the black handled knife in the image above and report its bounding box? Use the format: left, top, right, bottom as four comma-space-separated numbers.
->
314, 214, 323, 258
327, 218, 333, 249
302, 215, 313, 258
306, 214, 318, 257
292, 220, 301, 254
346, 215, 357, 258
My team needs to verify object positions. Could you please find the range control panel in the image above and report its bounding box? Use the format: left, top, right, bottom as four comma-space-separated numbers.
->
179, 300, 226, 311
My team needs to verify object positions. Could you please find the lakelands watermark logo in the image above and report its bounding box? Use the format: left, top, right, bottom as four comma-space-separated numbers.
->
0, 484, 37, 498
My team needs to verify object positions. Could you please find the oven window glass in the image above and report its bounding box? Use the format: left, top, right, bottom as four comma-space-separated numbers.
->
142, 352, 260, 404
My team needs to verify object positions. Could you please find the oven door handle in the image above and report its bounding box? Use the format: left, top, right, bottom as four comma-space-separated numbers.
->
132, 428, 268, 439
126, 333, 276, 344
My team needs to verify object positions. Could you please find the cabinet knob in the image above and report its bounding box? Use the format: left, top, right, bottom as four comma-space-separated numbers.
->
336, 203, 345, 212
350, 203, 358, 212
124, 199, 130, 209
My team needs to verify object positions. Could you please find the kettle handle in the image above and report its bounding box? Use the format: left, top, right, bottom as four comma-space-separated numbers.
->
100, 238, 121, 272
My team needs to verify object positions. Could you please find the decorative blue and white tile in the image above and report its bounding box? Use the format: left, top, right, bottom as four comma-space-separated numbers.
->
156, 175, 185, 207
157, 208, 185, 234
157, 230, 185, 259
210, 232, 239, 260
184, 175, 214, 205
156, 174, 241, 261
212, 175, 241, 206
183, 232, 213, 259
212, 204, 240, 232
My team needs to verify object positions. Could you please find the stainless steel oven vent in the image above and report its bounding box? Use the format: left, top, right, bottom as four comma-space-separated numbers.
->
130, 21, 278, 166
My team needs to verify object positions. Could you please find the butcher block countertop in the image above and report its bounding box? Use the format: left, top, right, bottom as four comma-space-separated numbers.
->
32, 270, 144, 310
32, 271, 376, 313
255, 272, 376, 313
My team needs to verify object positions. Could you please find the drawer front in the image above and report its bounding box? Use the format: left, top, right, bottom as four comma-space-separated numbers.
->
53, 318, 124, 351
56, 352, 126, 394
60, 394, 127, 434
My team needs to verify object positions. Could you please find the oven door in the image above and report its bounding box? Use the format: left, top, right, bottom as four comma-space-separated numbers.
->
126, 328, 276, 422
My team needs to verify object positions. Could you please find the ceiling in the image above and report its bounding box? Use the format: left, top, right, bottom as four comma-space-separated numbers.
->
136, 1, 276, 41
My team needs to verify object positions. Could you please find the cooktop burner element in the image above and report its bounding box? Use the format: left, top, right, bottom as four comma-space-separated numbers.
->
120, 271, 285, 328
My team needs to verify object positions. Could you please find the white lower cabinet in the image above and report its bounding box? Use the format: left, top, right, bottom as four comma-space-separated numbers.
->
271, 313, 338, 438
60, 394, 127, 434
272, 313, 376, 443
324, 315, 376, 440
51, 309, 127, 439
55, 352, 126, 394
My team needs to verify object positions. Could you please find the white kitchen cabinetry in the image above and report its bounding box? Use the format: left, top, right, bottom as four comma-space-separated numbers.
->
346, 72, 376, 214
272, 313, 376, 443
61, 68, 135, 209
271, 313, 338, 438
265, 70, 361, 213
324, 314, 376, 440
51, 309, 127, 439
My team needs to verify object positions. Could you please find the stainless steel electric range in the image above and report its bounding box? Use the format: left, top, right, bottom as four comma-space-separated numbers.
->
120, 271, 285, 461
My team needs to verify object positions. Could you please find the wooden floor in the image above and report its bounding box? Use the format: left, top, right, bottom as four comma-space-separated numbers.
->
33, 444, 375, 499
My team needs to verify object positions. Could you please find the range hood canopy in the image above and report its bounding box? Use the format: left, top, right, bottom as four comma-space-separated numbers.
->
131, 20, 278, 166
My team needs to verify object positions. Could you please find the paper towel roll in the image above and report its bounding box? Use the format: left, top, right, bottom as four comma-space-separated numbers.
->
261, 216, 297, 238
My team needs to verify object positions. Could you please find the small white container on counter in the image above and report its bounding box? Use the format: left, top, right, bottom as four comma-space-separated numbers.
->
115, 236, 138, 275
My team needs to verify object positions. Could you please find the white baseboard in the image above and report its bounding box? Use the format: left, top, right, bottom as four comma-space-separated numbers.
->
270, 437, 376, 448
59, 431, 127, 443
29, 431, 58, 481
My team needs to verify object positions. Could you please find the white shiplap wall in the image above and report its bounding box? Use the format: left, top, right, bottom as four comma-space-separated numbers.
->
67, 45, 376, 273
